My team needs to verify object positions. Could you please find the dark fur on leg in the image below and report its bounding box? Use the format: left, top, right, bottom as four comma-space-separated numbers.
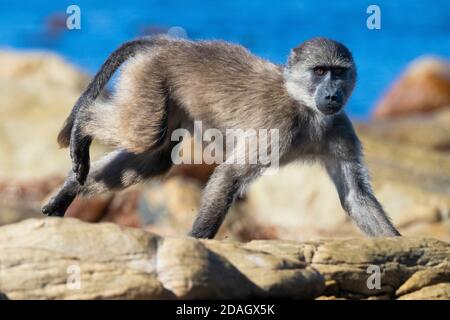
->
42, 177, 78, 217
42, 147, 174, 217
70, 131, 92, 185
189, 164, 261, 239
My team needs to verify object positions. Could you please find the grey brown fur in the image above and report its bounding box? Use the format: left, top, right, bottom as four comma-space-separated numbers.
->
42, 36, 400, 238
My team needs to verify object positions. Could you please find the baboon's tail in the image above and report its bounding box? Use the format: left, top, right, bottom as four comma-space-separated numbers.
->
57, 37, 164, 148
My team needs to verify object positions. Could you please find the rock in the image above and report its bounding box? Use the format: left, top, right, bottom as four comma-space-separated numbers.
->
0, 50, 88, 87
373, 57, 450, 119
0, 177, 143, 228
0, 218, 447, 300
309, 237, 449, 298
358, 127, 450, 233
0, 218, 173, 299
357, 109, 450, 152
398, 222, 450, 241
0, 177, 63, 226
0, 50, 108, 181
397, 283, 450, 300
0, 218, 323, 299
65, 188, 143, 227
395, 262, 450, 297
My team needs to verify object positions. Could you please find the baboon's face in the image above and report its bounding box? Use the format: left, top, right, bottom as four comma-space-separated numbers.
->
284, 38, 356, 115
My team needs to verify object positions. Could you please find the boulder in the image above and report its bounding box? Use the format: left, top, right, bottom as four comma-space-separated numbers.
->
397, 283, 450, 300
0, 218, 448, 300
373, 57, 450, 119
396, 262, 450, 296
0, 50, 108, 181
0, 177, 143, 228
358, 109, 450, 152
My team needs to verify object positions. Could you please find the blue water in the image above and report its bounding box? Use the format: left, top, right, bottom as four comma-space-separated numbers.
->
0, 0, 449, 118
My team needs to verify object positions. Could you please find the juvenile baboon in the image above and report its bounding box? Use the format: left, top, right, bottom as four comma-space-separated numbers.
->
42, 36, 401, 238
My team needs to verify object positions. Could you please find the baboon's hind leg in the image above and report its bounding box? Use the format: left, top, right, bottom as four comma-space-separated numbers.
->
42, 147, 173, 217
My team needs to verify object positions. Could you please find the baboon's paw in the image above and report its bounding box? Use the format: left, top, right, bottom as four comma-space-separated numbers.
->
41, 200, 65, 217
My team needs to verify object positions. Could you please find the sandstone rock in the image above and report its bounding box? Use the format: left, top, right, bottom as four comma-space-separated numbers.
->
0, 218, 447, 300
357, 109, 450, 152
0, 177, 63, 225
309, 237, 449, 298
0, 218, 173, 299
0, 177, 143, 228
65, 188, 143, 227
396, 262, 450, 297
399, 222, 450, 241
0, 50, 108, 181
0, 218, 323, 299
373, 57, 450, 119
397, 283, 450, 300
0, 50, 88, 87
359, 130, 450, 232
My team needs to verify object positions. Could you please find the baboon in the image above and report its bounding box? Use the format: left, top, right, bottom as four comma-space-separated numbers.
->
42, 36, 401, 238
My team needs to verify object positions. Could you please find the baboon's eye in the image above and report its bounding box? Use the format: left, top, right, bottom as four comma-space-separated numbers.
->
334, 67, 346, 75
313, 67, 326, 76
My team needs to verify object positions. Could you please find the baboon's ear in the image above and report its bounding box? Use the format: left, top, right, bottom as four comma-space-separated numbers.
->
287, 46, 302, 67
292, 46, 303, 56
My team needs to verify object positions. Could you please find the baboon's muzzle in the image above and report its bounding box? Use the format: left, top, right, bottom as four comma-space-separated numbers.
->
315, 81, 344, 115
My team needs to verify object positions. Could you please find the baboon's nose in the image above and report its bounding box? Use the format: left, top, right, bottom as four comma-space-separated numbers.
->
325, 90, 343, 104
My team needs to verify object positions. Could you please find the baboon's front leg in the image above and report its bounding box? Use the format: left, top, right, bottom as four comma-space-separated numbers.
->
189, 164, 262, 239
42, 148, 173, 217
325, 157, 401, 237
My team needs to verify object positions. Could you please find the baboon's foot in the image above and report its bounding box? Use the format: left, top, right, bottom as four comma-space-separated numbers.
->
42, 192, 76, 217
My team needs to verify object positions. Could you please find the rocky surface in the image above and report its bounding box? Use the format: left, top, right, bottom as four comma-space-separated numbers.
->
373, 57, 450, 119
0, 218, 448, 300
0, 50, 448, 302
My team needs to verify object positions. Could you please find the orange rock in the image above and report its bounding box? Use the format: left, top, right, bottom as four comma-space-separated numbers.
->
65, 196, 111, 223
66, 189, 142, 228
373, 57, 450, 119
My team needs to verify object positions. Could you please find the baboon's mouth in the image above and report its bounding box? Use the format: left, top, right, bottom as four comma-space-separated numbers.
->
318, 105, 342, 115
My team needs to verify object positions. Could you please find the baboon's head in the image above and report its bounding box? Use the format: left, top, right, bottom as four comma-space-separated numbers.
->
284, 37, 356, 115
